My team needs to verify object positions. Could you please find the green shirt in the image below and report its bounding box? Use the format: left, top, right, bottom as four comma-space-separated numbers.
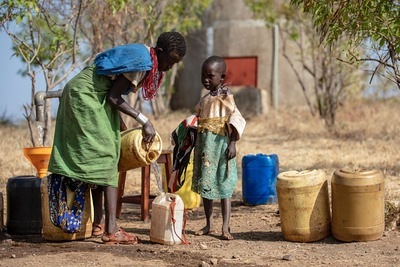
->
48, 66, 120, 187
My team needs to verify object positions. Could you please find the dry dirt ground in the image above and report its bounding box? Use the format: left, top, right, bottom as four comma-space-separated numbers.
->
1, 200, 400, 267
1, 100, 400, 266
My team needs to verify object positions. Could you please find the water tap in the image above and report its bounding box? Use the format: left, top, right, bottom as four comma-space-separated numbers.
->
34, 90, 63, 121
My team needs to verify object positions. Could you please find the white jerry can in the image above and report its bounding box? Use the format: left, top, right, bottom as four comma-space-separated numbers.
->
150, 193, 184, 245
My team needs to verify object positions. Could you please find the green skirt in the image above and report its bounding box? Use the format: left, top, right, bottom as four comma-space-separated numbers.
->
191, 131, 238, 200
48, 66, 121, 187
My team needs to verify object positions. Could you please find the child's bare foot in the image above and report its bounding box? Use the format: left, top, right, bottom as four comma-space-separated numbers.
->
195, 226, 216, 236
221, 228, 234, 240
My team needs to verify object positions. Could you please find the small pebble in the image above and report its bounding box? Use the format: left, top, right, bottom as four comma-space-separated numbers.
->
210, 258, 218, 265
282, 254, 294, 261
200, 243, 208, 250
2, 239, 12, 245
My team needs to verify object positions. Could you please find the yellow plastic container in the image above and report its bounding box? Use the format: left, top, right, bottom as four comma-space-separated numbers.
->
118, 128, 163, 172
162, 156, 201, 209
277, 169, 331, 242
331, 169, 384, 242
40, 176, 93, 241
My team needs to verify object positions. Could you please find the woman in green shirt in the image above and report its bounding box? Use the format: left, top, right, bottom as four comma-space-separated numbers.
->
48, 31, 186, 244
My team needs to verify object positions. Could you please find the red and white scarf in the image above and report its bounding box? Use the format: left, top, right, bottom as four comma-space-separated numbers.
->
141, 48, 165, 100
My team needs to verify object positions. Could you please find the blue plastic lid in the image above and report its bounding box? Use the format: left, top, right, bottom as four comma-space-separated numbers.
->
242, 154, 279, 167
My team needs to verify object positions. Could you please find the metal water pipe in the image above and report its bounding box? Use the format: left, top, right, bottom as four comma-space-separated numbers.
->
34, 90, 63, 121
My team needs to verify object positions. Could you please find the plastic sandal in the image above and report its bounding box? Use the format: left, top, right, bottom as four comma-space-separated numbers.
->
92, 223, 105, 237
101, 228, 140, 245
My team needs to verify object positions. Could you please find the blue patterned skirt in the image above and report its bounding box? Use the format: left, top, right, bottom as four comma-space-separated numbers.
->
48, 174, 87, 233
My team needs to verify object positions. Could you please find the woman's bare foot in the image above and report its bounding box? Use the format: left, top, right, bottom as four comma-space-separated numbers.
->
92, 223, 105, 237
195, 226, 216, 236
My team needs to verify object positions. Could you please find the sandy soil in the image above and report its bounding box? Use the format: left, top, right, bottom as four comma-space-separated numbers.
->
1, 100, 400, 266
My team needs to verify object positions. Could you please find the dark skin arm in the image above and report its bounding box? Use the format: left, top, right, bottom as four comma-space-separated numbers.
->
107, 74, 156, 143
226, 126, 239, 160
119, 113, 128, 132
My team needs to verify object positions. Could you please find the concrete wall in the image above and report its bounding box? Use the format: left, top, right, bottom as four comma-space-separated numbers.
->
171, 0, 310, 114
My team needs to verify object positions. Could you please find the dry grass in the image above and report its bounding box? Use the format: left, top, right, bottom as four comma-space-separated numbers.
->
1, 99, 400, 202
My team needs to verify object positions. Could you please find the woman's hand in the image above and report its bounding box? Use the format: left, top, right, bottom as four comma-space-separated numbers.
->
142, 120, 156, 144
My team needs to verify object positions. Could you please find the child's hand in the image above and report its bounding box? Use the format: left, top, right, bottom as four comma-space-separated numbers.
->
226, 141, 236, 160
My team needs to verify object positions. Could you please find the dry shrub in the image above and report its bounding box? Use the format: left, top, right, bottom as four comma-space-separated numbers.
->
385, 200, 400, 231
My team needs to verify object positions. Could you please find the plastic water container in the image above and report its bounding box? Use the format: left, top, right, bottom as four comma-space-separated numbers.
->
6, 176, 42, 235
118, 128, 163, 172
331, 169, 384, 242
150, 193, 184, 245
40, 176, 93, 241
242, 154, 279, 205
277, 170, 331, 242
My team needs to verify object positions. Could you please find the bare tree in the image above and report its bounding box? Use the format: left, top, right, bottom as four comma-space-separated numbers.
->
1, 0, 91, 146
245, 0, 362, 130
1, 0, 212, 145
280, 11, 359, 130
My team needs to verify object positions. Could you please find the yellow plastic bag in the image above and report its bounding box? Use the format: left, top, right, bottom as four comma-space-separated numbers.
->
163, 157, 201, 209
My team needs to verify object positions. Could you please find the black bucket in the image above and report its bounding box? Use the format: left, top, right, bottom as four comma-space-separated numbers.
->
6, 175, 42, 235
